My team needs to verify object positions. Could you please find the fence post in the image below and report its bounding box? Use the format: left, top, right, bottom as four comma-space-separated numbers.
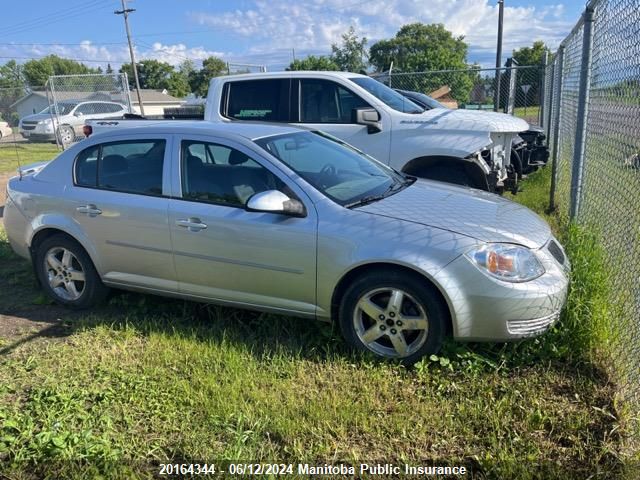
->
569, 5, 595, 220
44, 79, 62, 151
544, 62, 555, 136
539, 52, 548, 127
548, 46, 565, 212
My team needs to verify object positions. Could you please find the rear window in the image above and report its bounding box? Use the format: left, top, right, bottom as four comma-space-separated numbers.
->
74, 140, 166, 196
225, 79, 289, 121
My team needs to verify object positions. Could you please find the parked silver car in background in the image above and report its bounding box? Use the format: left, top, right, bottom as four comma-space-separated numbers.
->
3, 122, 569, 364
19, 100, 128, 144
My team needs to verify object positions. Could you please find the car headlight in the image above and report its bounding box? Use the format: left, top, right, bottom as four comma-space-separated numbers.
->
465, 244, 545, 282
37, 119, 52, 125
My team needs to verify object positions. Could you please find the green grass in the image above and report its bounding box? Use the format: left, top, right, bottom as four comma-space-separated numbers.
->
0, 143, 59, 174
513, 105, 541, 123
0, 149, 637, 478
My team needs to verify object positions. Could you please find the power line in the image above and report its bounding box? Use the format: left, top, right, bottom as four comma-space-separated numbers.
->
0, 0, 116, 38
0, 55, 117, 64
0, 42, 126, 47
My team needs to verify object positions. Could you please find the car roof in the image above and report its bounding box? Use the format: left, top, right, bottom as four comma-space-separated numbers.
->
89, 121, 307, 142
214, 71, 369, 81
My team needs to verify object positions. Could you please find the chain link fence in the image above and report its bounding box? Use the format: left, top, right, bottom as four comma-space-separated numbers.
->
44, 73, 132, 148
0, 85, 45, 144
546, 0, 640, 440
373, 64, 545, 126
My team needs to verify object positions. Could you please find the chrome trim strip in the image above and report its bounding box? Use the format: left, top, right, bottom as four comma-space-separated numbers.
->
507, 311, 560, 335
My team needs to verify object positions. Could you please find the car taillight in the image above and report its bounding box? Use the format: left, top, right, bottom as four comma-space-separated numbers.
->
82, 125, 92, 137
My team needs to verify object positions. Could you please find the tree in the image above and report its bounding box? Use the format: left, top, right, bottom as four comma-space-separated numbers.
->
0, 60, 27, 125
166, 71, 190, 98
512, 41, 549, 67
369, 23, 473, 103
330, 26, 367, 73
0, 60, 25, 89
22, 54, 98, 86
120, 59, 174, 91
511, 41, 550, 107
189, 56, 227, 97
287, 55, 339, 71
106, 63, 114, 74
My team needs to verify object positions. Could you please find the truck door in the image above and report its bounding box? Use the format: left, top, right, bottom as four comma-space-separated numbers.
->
292, 78, 391, 164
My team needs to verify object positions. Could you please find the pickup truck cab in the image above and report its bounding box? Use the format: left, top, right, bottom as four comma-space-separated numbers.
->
206, 71, 530, 192
84, 71, 532, 192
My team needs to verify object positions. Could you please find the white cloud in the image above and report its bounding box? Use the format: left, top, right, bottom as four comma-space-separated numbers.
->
189, 0, 573, 67
0, 41, 228, 72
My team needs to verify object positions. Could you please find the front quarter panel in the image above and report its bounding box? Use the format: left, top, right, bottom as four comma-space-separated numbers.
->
315, 197, 480, 320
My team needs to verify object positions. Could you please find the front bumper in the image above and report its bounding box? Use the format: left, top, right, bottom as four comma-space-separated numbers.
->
434, 238, 569, 342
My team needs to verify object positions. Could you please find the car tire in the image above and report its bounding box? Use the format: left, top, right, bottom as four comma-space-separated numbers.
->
338, 270, 447, 365
35, 234, 108, 309
56, 125, 75, 145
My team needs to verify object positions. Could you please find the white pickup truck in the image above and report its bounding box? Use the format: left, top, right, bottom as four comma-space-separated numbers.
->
86, 71, 534, 192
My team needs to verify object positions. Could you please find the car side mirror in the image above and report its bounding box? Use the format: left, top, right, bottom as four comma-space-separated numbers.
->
246, 190, 306, 217
74, 111, 84, 117
354, 108, 382, 134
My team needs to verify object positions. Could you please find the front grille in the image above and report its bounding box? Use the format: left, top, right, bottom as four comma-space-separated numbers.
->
21, 125, 35, 130
547, 239, 565, 265
507, 311, 560, 336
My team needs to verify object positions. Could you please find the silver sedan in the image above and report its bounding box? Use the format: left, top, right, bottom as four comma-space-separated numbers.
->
3, 122, 569, 364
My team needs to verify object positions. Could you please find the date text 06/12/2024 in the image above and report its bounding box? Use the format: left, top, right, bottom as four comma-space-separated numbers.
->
158, 463, 469, 476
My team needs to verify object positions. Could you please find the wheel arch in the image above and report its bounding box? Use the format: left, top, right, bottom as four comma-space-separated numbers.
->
401, 155, 489, 190
29, 221, 103, 276
330, 262, 455, 337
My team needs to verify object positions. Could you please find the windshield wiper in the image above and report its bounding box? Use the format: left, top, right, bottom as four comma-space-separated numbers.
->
345, 178, 411, 209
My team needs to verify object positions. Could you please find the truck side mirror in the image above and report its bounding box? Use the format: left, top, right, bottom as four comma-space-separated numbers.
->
354, 108, 382, 134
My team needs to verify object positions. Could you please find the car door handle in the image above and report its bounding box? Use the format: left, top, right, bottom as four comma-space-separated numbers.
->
176, 217, 208, 232
76, 204, 102, 217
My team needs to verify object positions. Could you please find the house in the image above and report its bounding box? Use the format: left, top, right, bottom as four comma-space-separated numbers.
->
10, 89, 184, 119
129, 89, 184, 115
428, 86, 458, 109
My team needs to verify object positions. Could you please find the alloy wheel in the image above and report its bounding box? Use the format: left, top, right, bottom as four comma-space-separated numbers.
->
44, 246, 86, 301
353, 287, 429, 358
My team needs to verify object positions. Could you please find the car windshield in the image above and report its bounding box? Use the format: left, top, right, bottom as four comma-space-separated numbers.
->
350, 77, 424, 114
256, 131, 411, 207
398, 90, 448, 110
40, 103, 77, 115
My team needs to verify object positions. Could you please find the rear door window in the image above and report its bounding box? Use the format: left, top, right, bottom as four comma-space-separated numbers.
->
74, 140, 166, 196
225, 79, 289, 121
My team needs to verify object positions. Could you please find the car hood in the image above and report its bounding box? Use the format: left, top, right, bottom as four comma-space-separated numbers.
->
20, 114, 54, 123
357, 180, 550, 249
407, 108, 530, 133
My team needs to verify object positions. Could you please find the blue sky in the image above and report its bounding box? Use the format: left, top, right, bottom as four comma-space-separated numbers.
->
0, 0, 587, 73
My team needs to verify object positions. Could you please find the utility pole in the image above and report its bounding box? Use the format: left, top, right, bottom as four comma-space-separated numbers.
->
493, 0, 504, 112
115, 0, 145, 116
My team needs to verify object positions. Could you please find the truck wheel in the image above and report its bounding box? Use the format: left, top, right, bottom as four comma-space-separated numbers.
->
408, 161, 489, 191
57, 125, 75, 145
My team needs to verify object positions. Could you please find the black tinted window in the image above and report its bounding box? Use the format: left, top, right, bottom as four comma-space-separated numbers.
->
75, 140, 165, 195
75, 145, 100, 187
300, 79, 370, 123
99, 141, 165, 195
226, 79, 289, 121
181, 140, 282, 207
